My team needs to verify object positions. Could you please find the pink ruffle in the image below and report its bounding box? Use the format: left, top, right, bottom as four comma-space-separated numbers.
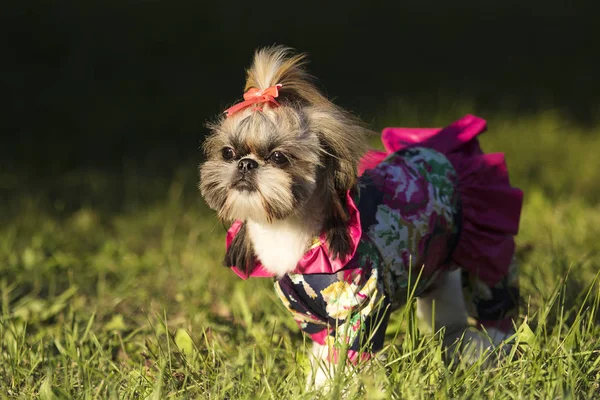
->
360, 114, 523, 287
228, 191, 363, 280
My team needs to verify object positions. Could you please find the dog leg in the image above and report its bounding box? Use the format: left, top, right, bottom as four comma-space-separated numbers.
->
417, 270, 468, 334
416, 270, 493, 364
307, 341, 335, 390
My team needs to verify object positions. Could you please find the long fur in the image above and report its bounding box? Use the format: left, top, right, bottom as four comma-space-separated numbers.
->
247, 215, 321, 277
244, 47, 330, 107
224, 222, 254, 275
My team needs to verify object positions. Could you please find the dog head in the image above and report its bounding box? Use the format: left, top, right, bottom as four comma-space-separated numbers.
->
199, 46, 369, 255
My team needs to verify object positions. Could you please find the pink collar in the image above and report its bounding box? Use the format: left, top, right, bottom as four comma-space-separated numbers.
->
227, 191, 362, 280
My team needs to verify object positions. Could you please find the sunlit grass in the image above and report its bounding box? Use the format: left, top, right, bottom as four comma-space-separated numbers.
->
1, 109, 599, 399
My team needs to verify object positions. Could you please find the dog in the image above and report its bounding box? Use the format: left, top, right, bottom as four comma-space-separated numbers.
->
199, 46, 523, 388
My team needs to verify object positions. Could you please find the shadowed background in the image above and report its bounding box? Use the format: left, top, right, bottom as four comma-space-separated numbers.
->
2, 0, 598, 177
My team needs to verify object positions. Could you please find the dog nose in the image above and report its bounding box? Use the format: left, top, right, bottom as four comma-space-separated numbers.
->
237, 158, 258, 173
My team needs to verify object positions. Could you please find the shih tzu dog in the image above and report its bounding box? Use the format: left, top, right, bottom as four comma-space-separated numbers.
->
199, 46, 523, 388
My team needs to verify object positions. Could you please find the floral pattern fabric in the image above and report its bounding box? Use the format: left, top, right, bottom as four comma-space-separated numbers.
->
274, 147, 463, 356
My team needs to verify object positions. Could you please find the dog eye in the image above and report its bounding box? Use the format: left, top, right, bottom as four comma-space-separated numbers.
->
269, 151, 288, 165
221, 147, 236, 161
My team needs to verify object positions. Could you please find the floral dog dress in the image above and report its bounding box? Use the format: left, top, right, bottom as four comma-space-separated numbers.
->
227, 115, 523, 361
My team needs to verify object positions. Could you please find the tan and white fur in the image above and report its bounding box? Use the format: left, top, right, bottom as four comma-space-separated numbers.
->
199, 46, 511, 389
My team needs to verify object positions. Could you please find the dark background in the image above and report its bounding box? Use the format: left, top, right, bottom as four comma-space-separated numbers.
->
1, 0, 598, 178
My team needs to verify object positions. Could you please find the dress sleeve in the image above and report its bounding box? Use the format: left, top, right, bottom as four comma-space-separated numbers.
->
274, 264, 391, 362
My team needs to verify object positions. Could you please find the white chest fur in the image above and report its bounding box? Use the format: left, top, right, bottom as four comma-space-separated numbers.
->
246, 217, 317, 277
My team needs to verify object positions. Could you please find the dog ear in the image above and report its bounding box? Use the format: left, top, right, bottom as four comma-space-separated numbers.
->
223, 222, 256, 275
308, 107, 369, 260
309, 107, 368, 194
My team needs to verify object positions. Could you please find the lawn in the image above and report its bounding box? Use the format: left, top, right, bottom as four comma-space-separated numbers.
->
1, 108, 599, 399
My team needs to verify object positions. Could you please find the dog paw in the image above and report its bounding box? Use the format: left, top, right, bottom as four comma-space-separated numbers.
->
443, 328, 514, 367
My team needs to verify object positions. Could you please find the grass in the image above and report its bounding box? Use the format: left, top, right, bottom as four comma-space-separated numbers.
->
1, 107, 600, 399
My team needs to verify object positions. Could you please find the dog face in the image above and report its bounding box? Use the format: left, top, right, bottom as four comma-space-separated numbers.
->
199, 107, 321, 223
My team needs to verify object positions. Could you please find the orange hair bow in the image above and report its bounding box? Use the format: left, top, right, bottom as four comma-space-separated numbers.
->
224, 84, 283, 117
